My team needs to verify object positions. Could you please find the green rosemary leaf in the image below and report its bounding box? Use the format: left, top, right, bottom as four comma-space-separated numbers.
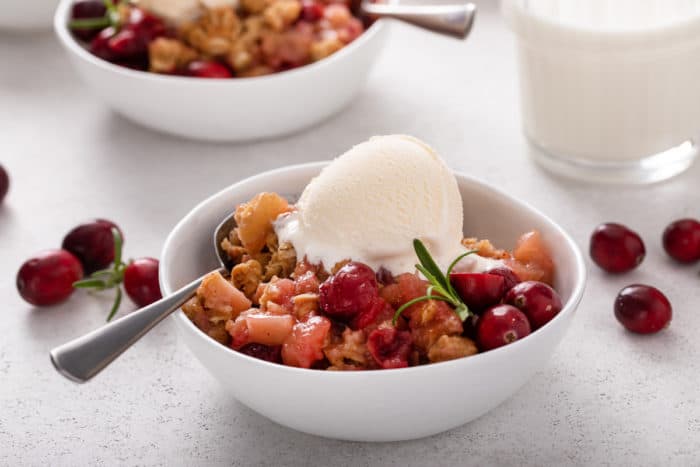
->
413, 239, 448, 290
106, 287, 122, 322
73, 278, 107, 289
392, 294, 455, 326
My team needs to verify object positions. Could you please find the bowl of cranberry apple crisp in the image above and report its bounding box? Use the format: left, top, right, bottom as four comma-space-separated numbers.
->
160, 135, 586, 441
54, 0, 387, 141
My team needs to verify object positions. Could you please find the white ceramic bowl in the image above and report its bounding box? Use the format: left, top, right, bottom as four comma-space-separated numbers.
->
160, 163, 586, 442
53, 0, 389, 141
1, 0, 59, 31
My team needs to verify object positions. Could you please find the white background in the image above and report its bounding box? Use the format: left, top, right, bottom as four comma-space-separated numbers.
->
2, 1, 699, 465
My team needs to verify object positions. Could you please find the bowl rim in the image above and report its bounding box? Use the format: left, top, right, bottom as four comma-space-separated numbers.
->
160, 161, 587, 378
53, 0, 388, 85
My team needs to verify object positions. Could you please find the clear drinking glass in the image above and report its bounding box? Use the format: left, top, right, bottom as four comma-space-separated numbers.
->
502, 0, 700, 184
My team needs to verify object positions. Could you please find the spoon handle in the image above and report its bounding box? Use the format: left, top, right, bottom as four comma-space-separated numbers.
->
361, 2, 476, 39
50, 268, 225, 383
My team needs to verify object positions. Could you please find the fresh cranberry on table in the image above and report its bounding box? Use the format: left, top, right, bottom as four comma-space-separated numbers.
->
123, 258, 162, 307
449, 272, 505, 311
185, 60, 233, 78
319, 262, 379, 320
590, 223, 645, 273
238, 343, 282, 363
62, 219, 123, 274
614, 284, 672, 334
367, 327, 412, 369
662, 218, 700, 263
70, 0, 108, 41
17, 250, 84, 306
485, 267, 521, 293
301, 0, 325, 22
504, 280, 562, 329
476, 304, 531, 351
0, 164, 9, 204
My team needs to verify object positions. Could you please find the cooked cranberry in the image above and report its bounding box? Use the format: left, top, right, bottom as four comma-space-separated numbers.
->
350, 296, 393, 330
449, 272, 505, 311
0, 164, 8, 204
17, 250, 83, 306
662, 219, 700, 263
62, 219, 123, 274
485, 267, 521, 293
108, 29, 142, 57
590, 223, 645, 273
123, 258, 162, 307
505, 281, 562, 329
301, 0, 325, 21
319, 262, 378, 320
238, 343, 282, 363
185, 60, 233, 78
367, 327, 412, 369
476, 304, 531, 351
376, 267, 395, 286
90, 27, 118, 61
126, 7, 166, 42
70, 0, 108, 41
614, 285, 672, 334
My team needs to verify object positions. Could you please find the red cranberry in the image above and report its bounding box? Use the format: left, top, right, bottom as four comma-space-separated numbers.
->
301, 0, 325, 21
0, 164, 9, 204
108, 29, 142, 58
123, 258, 162, 307
17, 250, 84, 306
126, 7, 166, 43
485, 267, 521, 293
590, 223, 645, 273
62, 219, 123, 274
662, 219, 700, 263
238, 343, 282, 363
449, 272, 505, 311
367, 327, 412, 369
350, 296, 393, 330
476, 304, 531, 351
614, 285, 671, 334
185, 60, 233, 79
90, 27, 118, 61
505, 281, 562, 329
70, 0, 108, 41
319, 262, 378, 320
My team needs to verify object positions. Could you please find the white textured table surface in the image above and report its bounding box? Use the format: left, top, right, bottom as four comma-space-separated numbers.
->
2, 2, 700, 465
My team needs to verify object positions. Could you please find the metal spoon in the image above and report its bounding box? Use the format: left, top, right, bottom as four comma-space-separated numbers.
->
50, 213, 238, 383
359, 1, 477, 39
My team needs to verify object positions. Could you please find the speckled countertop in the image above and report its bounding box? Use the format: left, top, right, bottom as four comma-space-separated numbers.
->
2, 2, 699, 465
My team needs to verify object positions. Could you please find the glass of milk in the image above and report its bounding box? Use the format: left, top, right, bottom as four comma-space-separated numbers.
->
502, 0, 700, 183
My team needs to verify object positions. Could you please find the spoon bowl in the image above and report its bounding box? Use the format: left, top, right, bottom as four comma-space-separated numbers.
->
49, 213, 237, 383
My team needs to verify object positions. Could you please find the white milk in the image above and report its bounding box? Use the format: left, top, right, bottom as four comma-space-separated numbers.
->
503, 0, 700, 168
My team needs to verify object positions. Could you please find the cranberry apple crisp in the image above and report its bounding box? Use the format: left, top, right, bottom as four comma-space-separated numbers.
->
69, 0, 365, 77
183, 191, 563, 370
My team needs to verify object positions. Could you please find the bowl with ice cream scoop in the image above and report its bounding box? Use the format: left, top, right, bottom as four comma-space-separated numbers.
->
157, 135, 586, 441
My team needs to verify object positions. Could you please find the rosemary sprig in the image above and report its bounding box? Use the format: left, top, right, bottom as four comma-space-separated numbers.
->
392, 239, 477, 325
73, 227, 127, 322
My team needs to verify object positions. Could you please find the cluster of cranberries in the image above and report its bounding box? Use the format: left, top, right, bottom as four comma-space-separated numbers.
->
70, 0, 169, 72
450, 268, 562, 351
318, 261, 562, 366
589, 219, 699, 333
16, 219, 162, 316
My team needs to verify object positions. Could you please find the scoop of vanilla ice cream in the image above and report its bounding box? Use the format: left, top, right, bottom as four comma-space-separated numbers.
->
275, 135, 468, 275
